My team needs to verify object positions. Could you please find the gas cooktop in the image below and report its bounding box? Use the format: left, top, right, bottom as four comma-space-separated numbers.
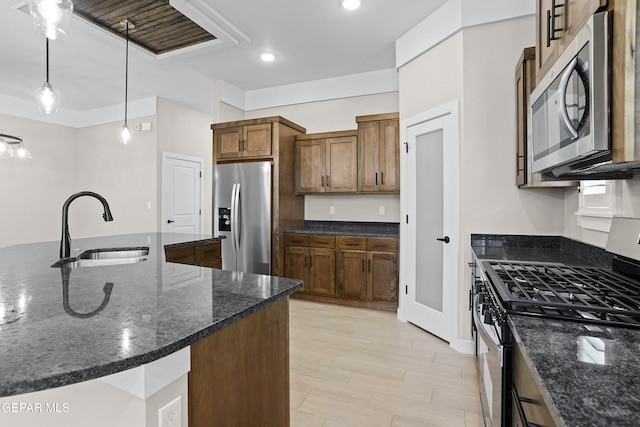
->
482, 260, 640, 329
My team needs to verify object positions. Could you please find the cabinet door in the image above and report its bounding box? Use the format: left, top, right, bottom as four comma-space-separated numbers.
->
536, 0, 561, 78
378, 119, 400, 192
309, 248, 336, 296
216, 126, 243, 160
338, 250, 366, 300
358, 120, 380, 192
284, 246, 308, 293
512, 341, 556, 426
367, 252, 398, 303
296, 139, 326, 193
325, 136, 358, 193
243, 123, 272, 157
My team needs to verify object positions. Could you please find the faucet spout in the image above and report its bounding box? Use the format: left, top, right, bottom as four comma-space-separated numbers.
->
60, 191, 114, 259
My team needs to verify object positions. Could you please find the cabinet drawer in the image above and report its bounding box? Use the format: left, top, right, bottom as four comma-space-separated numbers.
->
195, 242, 221, 262
337, 236, 366, 250
165, 246, 196, 264
285, 234, 309, 247
308, 234, 336, 248
367, 238, 397, 252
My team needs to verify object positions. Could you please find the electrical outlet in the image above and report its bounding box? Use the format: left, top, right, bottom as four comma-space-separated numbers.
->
159, 396, 182, 427
379, 206, 385, 215
329, 205, 335, 215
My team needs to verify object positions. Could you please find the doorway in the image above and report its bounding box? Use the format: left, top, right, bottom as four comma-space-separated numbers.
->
400, 102, 460, 346
161, 152, 204, 235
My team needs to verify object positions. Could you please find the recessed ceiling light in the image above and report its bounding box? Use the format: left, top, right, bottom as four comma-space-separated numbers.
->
261, 52, 276, 62
342, 0, 361, 10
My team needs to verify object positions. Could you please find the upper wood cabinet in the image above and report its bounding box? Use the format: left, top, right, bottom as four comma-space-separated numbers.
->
295, 130, 358, 194
215, 123, 272, 160
535, 0, 607, 82
356, 113, 400, 193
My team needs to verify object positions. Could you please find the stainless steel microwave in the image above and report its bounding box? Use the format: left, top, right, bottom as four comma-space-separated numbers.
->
529, 11, 610, 174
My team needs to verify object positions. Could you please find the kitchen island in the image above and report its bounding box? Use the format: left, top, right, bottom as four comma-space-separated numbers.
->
0, 233, 302, 426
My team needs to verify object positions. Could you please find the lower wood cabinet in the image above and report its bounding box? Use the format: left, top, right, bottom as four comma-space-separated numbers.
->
285, 233, 398, 311
165, 240, 222, 269
512, 340, 556, 427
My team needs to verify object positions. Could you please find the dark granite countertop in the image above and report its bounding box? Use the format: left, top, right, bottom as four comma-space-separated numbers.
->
471, 234, 638, 426
510, 316, 640, 427
285, 221, 399, 238
0, 232, 301, 397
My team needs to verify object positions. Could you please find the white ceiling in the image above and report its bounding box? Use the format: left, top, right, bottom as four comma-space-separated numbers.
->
0, 0, 448, 116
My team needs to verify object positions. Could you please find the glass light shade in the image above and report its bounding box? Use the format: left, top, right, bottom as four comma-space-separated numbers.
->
342, 0, 361, 10
119, 124, 131, 145
0, 141, 12, 159
35, 82, 60, 114
29, 0, 74, 40
12, 144, 32, 159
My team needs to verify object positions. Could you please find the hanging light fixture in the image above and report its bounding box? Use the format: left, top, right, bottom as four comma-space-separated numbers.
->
119, 19, 134, 145
29, 0, 74, 40
35, 38, 60, 114
0, 132, 32, 160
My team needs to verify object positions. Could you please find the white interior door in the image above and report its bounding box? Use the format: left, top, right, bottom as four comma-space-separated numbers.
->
162, 152, 204, 235
403, 103, 459, 344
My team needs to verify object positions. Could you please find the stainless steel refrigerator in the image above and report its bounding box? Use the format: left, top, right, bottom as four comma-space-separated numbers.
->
213, 161, 272, 274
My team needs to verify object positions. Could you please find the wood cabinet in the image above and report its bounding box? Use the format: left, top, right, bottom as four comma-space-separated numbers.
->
165, 240, 222, 268
189, 297, 290, 427
214, 123, 272, 160
337, 237, 398, 304
512, 340, 557, 427
285, 232, 398, 311
284, 234, 336, 296
535, 0, 607, 82
515, 47, 575, 188
356, 113, 400, 193
295, 130, 358, 194
211, 116, 307, 277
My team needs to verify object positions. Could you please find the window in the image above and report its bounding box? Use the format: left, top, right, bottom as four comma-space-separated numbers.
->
576, 180, 619, 232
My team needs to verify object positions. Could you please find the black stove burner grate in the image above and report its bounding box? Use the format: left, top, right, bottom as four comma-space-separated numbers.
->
482, 260, 640, 327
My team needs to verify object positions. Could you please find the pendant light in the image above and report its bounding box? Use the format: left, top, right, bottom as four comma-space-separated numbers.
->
35, 38, 60, 114
0, 132, 32, 160
29, 0, 74, 40
119, 19, 134, 145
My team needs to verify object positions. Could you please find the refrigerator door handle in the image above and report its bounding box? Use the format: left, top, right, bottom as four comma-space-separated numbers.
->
233, 183, 241, 252
230, 183, 239, 252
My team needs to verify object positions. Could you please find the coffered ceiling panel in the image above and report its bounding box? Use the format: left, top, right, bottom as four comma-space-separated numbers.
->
72, 0, 216, 54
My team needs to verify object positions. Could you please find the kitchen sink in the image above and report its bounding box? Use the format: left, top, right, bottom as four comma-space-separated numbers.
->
51, 247, 149, 268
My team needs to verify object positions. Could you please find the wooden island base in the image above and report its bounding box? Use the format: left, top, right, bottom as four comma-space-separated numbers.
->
188, 298, 290, 427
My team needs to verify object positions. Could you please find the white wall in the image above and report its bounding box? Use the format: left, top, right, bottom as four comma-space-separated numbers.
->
156, 98, 213, 234
399, 16, 566, 343
0, 114, 77, 247
244, 92, 401, 223
0, 98, 213, 249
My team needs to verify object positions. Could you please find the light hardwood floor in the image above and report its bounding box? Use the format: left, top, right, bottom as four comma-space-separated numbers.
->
289, 299, 483, 427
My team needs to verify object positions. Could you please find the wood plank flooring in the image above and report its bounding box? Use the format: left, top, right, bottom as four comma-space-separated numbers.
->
290, 299, 483, 427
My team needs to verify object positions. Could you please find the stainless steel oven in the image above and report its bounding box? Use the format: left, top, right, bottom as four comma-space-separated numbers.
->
530, 11, 610, 174
472, 259, 512, 427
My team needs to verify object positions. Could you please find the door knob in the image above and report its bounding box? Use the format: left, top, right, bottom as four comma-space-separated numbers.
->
436, 236, 450, 244
167, 219, 175, 224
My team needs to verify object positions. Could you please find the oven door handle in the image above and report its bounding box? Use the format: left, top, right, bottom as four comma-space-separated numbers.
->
472, 295, 504, 367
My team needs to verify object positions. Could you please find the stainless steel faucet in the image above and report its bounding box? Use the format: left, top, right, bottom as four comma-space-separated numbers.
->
60, 191, 113, 259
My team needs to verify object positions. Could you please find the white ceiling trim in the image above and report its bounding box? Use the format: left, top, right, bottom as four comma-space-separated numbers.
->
0, 95, 157, 128
170, 0, 252, 46
240, 69, 399, 112
396, 0, 534, 69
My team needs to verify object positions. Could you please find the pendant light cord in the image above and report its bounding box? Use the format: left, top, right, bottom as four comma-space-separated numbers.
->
124, 21, 129, 127
45, 38, 50, 84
